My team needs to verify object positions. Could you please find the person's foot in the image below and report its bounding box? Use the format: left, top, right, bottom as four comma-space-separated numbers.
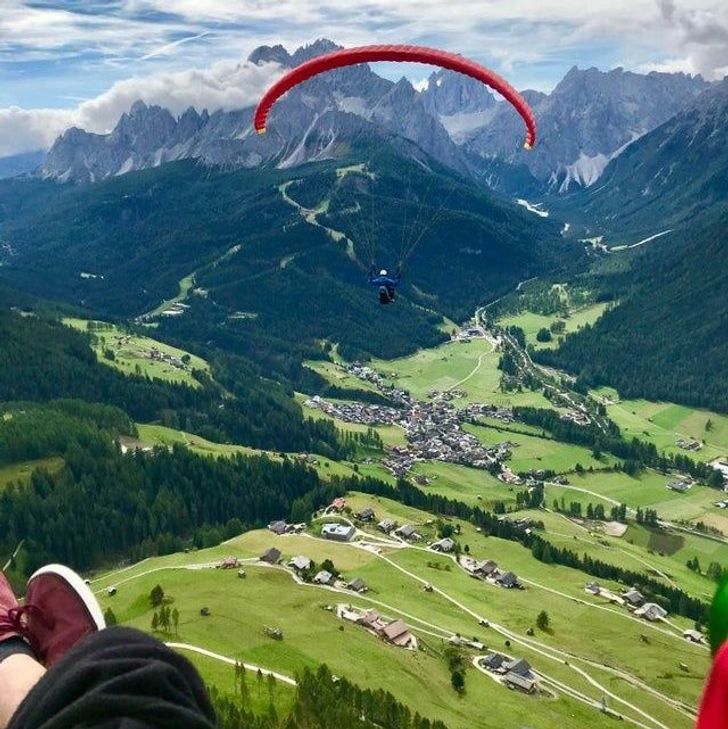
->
23, 564, 105, 667
0, 572, 24, 645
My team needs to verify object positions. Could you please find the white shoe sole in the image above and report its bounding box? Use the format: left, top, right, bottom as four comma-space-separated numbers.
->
28, 564, 106, 630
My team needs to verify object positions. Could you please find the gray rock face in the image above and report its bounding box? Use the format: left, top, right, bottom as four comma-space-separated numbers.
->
42, 39, 467, 183
457, 67, 710, 191
41, 42, 712, 192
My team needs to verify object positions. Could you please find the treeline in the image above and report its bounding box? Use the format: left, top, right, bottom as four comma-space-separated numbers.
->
0, 309, 344, 455
212, 664, 448, 729
514, 406, 725, 488
354, 478, 709, 622
530, 536, 709, 623
0, 400, 134, 465
0, 434, 357, 572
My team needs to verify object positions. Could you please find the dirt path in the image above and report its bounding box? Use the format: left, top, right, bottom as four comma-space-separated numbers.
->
168, 643, 297, 686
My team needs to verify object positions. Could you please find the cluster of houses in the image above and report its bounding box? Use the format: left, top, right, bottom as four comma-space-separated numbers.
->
338, 605, 417, 650
460, 556, 522, 589
675, 438, 702, 452
450, 325, 486, 342
560, 409, 591, 427
258, 547, 369, 593
345, 363, 412, 404
304, 395, 402, 427
585, 583, 672, 622
479, 652, 539, 694
148, 346, 189, 370
326, 364, 521, 478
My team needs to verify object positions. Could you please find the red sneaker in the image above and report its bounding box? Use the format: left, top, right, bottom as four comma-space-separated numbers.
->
23, 564, 105, 667
0, 571, 25, 644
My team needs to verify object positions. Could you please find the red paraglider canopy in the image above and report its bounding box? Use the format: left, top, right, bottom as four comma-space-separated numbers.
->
254, 44, 536, 149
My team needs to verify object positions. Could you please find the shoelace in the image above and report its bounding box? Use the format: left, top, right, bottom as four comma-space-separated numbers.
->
0, 604, 52, 654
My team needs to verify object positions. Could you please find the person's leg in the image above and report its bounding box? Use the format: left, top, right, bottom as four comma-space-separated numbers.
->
0, 653, 45, 729
9, 627, 217, 729
0, 573, 46, 729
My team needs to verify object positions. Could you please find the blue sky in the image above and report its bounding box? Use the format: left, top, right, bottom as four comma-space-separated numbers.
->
0, 0, 726, 155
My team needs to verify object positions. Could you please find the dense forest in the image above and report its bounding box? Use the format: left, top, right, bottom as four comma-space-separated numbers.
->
212, 664, 448, 729
0, 408, 354, 573
535, 218, 728, 412
0, 150, 571, 361
0, 309, 345, 454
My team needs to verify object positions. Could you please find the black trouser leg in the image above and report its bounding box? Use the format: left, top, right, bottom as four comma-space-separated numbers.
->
9, 627, 216, 729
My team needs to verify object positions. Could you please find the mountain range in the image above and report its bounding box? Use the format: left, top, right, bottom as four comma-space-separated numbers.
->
38, 39, 711, 194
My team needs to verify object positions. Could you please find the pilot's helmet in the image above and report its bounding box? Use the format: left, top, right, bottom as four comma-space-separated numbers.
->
380, 269, 387, 276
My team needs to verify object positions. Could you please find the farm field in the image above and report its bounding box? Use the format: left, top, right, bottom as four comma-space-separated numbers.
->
592, 388, 728, 463
304, 360, 380, 394
563, 470, 728, 531
371, 339, 552, 408
409, 461, 519, 509
0, 457, 64, 489
464, 423, 614, 473
498, 303, 609, 350
64, 318, 209, 388
94, 493, 706, 729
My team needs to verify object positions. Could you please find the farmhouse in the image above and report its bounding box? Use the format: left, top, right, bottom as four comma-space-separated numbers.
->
667, 479, 691, 493
431, 537, 455, 553
395, 524, 418, 540
378, 519, 396, 534
313, 570, 333, 585
289, 556, 311, 571
347, 577, 368, 593
268, 520, 290, 535
481, 652, 507, 671
683, 629, 704, 643
504, 672, 537, 693
585, 582, 601, 595
381, 619, 416, 648
474, 559, 498, 577
634, 603, 668, 621
503, 658, 532, 676
622, 589, 645, 607
217, 557, 240, 569
495, 571, 520, 589
330, 497, 347, 512
259, 547, 281, 565
355, 507, 376, 522
321, 523, 356, 542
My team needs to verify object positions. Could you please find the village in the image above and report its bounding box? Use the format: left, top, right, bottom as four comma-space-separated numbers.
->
304, 363, 520, 478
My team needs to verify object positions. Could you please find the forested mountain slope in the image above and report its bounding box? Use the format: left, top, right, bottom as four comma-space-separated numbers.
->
537, 217, 728, 411
0, 147, 575, 361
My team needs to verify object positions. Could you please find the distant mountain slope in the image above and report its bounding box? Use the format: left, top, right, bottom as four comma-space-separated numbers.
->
570, 79, 728, 236
423, 66, 710, 192
0, 146, 574, 361
42, 40, 467, 184
0, 150, 44, 179
536, 218, 728, 412
40, 39, 711, 195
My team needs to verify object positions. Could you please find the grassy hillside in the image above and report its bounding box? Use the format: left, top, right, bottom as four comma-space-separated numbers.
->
93, 493, 709, 729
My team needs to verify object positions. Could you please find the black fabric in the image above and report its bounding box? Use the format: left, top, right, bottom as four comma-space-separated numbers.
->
8, 627, 217, 729
0, 636, 35, 664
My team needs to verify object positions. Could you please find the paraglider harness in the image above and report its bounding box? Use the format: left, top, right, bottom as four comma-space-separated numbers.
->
368, 266, 401, 305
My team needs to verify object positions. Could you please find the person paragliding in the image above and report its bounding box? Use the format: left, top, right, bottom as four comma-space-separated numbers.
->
253, 44, 537, 305
368, 266, 401, 305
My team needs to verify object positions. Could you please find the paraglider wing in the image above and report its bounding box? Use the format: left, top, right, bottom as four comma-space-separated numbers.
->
253, 44, 536, 149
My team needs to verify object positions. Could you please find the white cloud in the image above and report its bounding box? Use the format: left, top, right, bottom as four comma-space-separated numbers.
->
0, 58, 283, 156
